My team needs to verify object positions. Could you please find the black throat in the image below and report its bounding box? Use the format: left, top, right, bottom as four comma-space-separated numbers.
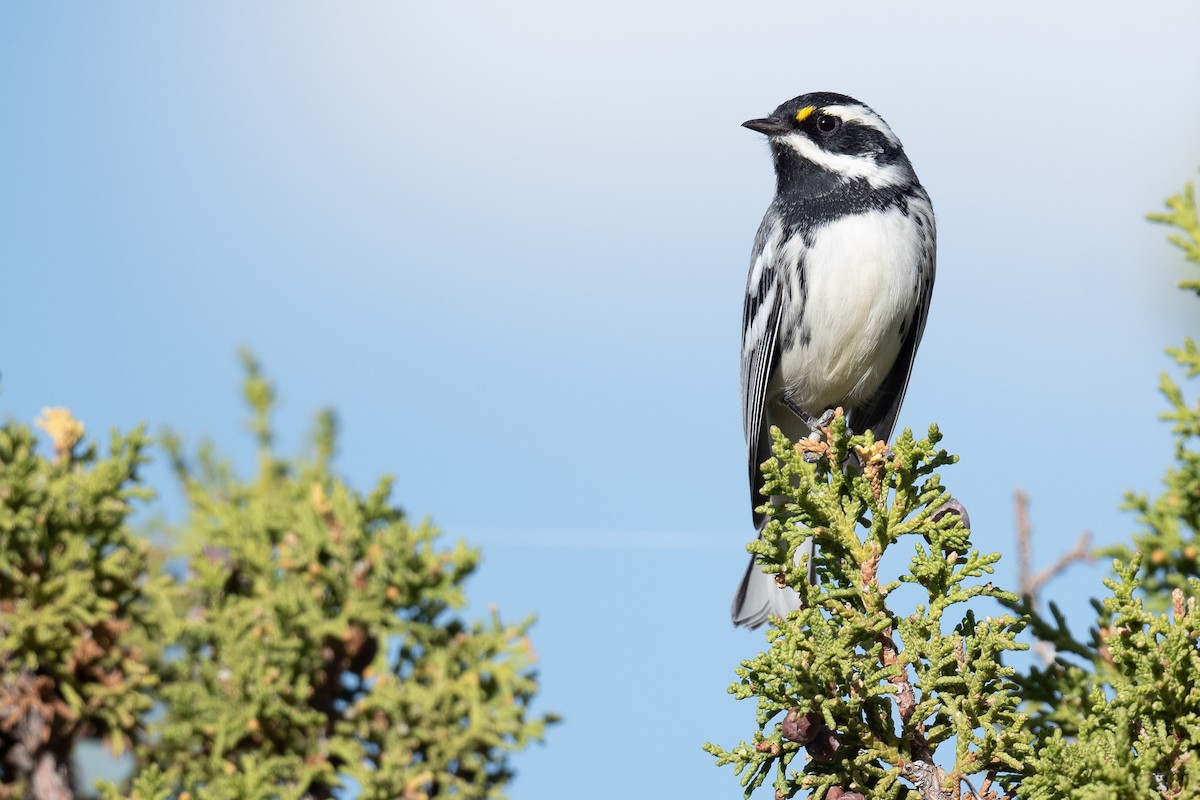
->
769, 141, 914, 228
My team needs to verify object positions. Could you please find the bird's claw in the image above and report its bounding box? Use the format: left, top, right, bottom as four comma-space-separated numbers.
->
787, 402, 848, 463
807, 407, 852, 440
781, 394, 844, 439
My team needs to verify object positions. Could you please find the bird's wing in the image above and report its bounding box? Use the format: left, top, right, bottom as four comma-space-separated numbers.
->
741, 218, 788, 527
850, 199, 936, 444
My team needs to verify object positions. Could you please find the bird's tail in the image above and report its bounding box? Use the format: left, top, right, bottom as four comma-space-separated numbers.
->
729, 536, 813, 629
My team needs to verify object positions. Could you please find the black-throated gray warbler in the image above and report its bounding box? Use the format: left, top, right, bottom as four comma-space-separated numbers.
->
732, 91, 935, 628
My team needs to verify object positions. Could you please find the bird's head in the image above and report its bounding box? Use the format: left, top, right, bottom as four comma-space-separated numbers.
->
743, 92, 915, 191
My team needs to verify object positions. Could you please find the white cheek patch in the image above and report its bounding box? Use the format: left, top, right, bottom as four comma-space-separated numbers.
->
776, 132, 911, 189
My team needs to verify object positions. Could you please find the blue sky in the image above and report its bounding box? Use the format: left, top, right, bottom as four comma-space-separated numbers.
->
3, 3, 1200, 797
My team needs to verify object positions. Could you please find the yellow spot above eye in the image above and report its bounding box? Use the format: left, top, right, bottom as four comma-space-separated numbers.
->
795, 106, 816, 123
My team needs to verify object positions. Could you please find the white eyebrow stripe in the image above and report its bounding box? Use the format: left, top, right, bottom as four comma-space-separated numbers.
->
818, 104, 900, 146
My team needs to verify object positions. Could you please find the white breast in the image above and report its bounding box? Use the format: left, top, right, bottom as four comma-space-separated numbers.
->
773, 204, 925, 414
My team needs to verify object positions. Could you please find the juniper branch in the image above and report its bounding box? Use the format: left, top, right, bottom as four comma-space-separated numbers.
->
707, 416, 1031, 799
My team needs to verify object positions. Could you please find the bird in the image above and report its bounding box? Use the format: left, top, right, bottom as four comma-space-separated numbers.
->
732, 91, 936, 628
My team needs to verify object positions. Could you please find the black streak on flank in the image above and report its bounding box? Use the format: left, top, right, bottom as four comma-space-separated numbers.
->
780, 324, 812, 351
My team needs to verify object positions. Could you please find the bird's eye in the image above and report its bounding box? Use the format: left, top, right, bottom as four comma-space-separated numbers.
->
816, 114, 840, 134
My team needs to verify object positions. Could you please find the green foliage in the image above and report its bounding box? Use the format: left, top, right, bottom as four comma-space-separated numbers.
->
1014, 178, 1200, 799
1107, 180, 1200, 603
705, 420, 1032, 799
1, 351, 551, 799
96, 351, 554, 799
1020, 561, 1200, 800
0, 410, 167, 798
1149, 182, 1200, 292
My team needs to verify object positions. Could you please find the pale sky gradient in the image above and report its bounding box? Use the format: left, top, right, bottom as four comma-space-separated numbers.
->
3, 3, 1200, 797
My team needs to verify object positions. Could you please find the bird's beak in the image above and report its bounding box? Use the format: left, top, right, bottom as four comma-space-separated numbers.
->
742, 116, 790, 136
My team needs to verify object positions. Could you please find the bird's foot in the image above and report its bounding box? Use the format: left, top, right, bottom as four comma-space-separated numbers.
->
781, 396, 838, 435
814, 407, 837, 427
784, 399, 846, 463
799, 445, 826, 464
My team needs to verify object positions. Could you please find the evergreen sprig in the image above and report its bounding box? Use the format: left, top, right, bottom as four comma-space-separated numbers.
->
1106, 180, 1200, 603
706, 417, 1031, 800
95, 353, 554, 800
1020, 560, 1200, 800
1011, 177, 1200, 798
0, 411, 167, 798
1148, 181, 1200, 293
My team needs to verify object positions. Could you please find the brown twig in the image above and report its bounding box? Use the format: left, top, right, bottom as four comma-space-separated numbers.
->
1026, 532, 1093, 601
1014, 490, 1094, 604
899, 758, 947, 800
880, 622, 943, 798
0, 672, 75, 800
1015, 489, 1033, 601
1013, 489, 1094, 665
857, 488, 945, 800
